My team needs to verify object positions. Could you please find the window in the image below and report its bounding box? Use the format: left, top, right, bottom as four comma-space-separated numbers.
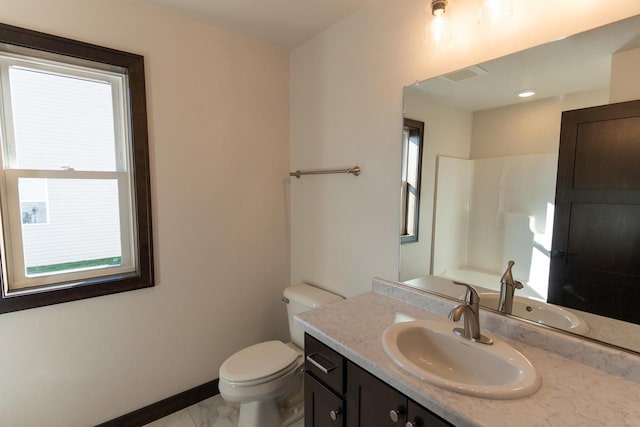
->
0, 23, 153, 313
400, 118, 424, 243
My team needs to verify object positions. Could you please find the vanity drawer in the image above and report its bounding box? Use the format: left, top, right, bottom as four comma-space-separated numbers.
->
305, 333, 345, 396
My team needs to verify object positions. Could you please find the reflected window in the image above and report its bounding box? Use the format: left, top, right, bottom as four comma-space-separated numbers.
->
400, 118, 424, 243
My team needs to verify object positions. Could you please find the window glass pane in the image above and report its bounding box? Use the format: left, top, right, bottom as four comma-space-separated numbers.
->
21, 201, 48, 225
9, 67, 117, 171
400, 182, 408, 233
401, 129, 410, 180
406, 192, 417, 235
19, 178, 49, 224
20, 178, 123, 277
407, 138, 419, 186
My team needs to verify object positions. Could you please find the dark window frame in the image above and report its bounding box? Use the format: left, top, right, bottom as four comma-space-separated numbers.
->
0, 22, 153, 314
400, 118, 424, 244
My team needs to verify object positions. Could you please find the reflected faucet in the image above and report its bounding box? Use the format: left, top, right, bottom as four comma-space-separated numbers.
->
449, 282, 493, 345
499, 260, 524, 315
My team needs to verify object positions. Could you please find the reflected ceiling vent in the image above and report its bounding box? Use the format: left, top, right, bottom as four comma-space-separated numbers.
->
440, 65, 488, 82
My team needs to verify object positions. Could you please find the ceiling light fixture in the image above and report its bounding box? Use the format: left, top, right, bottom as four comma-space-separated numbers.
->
517, 90, 536, 98
429, 0, 451, 43
478, 0, 513, 25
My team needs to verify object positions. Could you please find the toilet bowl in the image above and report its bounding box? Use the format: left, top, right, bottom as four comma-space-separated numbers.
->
218, 283, 343, 427
219, 341, 304, 427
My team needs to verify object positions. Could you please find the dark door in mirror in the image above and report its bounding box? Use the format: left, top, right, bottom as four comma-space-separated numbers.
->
549, 100, 640, 325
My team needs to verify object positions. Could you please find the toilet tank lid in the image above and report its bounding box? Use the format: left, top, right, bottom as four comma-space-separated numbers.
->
284, 283, 343, 308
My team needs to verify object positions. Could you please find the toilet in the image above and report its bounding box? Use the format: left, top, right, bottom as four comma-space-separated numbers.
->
218, 283, 343, 427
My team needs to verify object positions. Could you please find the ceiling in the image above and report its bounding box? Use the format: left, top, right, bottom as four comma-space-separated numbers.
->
140, 0, 376, 49
408, 14, 640, 111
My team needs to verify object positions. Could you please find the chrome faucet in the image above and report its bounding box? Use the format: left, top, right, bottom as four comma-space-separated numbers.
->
498, 260, 524, 315
449, 282, 493, 345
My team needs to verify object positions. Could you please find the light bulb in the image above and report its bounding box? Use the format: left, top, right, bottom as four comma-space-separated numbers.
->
428, 1, 451, 43
431, 13, 451, 42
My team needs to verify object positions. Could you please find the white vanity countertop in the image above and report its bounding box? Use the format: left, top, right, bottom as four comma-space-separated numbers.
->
295, 280, 640, 427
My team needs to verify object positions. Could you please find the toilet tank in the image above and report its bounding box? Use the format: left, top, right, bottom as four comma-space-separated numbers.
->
284, 283, 343, 348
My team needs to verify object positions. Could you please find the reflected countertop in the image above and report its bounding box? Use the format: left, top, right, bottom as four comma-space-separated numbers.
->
295, 278, 640, 427
403, 274, 640, 353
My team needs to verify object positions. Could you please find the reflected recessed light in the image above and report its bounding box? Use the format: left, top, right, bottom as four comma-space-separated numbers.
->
517, 90, 536, 98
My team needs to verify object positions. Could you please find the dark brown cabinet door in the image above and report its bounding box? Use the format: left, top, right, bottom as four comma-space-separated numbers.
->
305, 334, 453, 427
550, 99, 640, 324
407, 400, 452, 427
305, 371, 345, 427
346, 361, 406, 426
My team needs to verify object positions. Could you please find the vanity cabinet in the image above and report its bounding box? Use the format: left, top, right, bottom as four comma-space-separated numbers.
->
346, 361, 452, 427
304, 333, 452, 427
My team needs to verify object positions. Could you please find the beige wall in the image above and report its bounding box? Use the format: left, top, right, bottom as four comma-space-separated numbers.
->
471, 89, 609, 159
290, 0, 640, 297
610, 47, 640, 103
0, 1, 289, 426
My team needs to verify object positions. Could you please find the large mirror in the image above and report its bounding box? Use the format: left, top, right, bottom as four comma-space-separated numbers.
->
399, 14, 640, 354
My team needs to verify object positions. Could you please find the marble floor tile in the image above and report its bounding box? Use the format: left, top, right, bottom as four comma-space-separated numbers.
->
143, 408, 196, 427
142, 394, 304, 427
187, 395, 240, 427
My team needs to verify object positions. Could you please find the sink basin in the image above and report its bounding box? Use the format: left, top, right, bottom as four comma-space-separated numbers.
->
382, 319, 540, 399
479, 292, 589, 334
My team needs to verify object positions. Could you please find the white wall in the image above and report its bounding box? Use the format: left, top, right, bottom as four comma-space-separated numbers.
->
431, 157, 472, 277
431, 154, 557, 299
290, 0, 640, 298
464, 154, 558, 277
0, 1, 289, 426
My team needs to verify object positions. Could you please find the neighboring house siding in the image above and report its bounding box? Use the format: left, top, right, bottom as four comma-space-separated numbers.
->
22, 179, 121, 269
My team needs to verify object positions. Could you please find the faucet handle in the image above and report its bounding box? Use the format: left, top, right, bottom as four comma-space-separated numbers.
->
514, 280, 524, 290
500, 260, 515, 284
451, 281, 479, 305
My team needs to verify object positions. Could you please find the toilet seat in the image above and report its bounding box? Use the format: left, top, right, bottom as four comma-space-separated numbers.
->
220, 341, 300, 386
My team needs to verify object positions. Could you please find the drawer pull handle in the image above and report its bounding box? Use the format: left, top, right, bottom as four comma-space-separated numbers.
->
329, 409, 341, 421
306, 353, 337, 374
406, 422, 417, 427
389, 408, 404, 423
